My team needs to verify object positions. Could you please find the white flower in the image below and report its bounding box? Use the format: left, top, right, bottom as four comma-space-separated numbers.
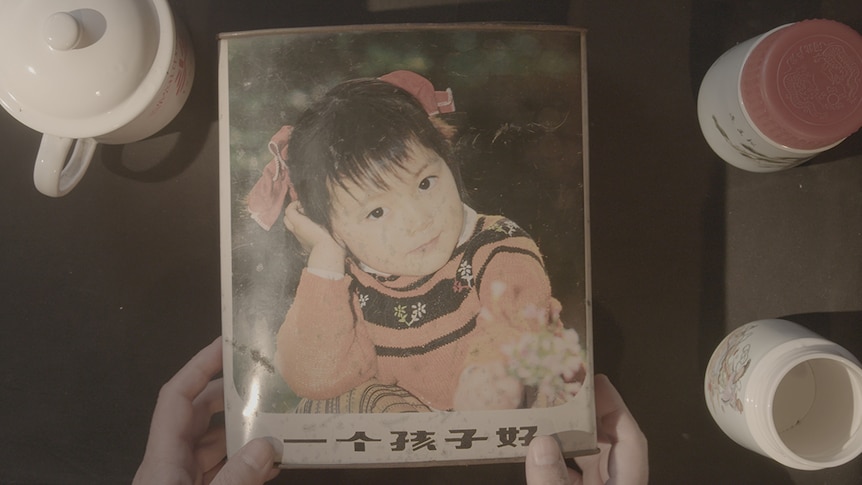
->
458, 260, 474, 286
501, 328, 586, 404
411, 302, 427, 321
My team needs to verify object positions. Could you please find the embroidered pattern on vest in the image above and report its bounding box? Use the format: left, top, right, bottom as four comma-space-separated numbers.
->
348, 216, 541, 357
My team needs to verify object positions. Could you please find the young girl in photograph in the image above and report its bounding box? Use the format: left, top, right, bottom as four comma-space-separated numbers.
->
246, 71, 585, 412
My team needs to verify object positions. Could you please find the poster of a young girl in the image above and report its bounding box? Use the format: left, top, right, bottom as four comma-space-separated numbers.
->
220, 24, 594, 466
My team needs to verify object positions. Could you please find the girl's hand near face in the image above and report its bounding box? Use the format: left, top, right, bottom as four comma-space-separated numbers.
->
283, 201, 333, 249
284, 201, 346, 274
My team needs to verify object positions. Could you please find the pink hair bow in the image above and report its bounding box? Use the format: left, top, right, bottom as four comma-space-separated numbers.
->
246, 71, 454, 231
379, 70, 455, 115
247, 125, 296, 231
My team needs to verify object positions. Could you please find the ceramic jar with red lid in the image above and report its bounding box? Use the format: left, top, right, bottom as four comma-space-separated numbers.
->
697, 19, 862, 172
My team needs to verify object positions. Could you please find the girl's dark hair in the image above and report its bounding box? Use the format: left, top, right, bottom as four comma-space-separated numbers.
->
286, 78, 463, 231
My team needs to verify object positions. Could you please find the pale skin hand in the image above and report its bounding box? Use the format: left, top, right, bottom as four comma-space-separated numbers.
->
133, 338, 281, 485
524, 374, 649, 485
283, 200, 346, 274
452, 361, 525, 410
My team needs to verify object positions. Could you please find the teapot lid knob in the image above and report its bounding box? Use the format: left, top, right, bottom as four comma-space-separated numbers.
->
43, 12, 82, 51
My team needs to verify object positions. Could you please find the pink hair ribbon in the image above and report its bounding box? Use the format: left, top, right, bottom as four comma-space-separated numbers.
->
247, 125, 295, 231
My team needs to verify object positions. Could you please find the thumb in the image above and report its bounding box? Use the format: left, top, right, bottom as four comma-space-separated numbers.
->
211, 438, 278, 485
525, 435, 575, 485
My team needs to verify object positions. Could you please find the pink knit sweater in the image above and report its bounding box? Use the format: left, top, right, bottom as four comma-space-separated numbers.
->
275, 215, 562, 410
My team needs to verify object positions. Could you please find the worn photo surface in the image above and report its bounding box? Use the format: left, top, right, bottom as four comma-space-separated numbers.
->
218, 24, 594, 467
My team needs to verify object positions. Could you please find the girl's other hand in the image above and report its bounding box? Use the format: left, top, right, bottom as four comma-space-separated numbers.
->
452, 361, 524, 410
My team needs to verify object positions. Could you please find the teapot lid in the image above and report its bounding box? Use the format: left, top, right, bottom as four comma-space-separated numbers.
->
0, 0, 174, 138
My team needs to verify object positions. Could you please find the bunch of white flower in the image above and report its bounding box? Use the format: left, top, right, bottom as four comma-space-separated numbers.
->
502, 327, 585, 404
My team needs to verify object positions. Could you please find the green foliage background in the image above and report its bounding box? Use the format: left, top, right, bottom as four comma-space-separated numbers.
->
224, 26, 586, 411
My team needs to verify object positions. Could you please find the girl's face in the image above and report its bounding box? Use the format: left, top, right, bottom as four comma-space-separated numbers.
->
329, 142, 464, 277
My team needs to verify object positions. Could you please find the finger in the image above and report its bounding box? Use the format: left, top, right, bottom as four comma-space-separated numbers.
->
196, 420, 228, 475
193, 378, 226, 425
202, 459, 226, 485
284, 201, 304, 225
284, 201, 312, 236
573, 445, 607, 485
283, 203, 296, 232
145, 338, 224, 455
525, 435, 575, 485
163, 337, 224, 403
211, 438, 279, 485
592, 374, 648, 485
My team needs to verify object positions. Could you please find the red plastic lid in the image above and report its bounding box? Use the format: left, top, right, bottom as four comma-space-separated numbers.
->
740, 19, 862, 150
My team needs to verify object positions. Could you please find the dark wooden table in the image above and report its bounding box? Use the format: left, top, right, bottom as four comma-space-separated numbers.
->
1, 1, 860, 483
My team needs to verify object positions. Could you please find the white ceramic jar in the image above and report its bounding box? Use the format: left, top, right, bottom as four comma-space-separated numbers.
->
705, 319, 862, 470
0, 0, 195, 196
697, 19, 862, 172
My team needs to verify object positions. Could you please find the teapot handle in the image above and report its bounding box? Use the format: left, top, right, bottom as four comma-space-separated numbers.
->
33, 135, 98, 197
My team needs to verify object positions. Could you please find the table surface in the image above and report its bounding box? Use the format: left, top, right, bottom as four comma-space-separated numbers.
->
1, 1, 860, 484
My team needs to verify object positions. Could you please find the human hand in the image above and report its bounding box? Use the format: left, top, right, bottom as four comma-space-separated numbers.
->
524, 374, 648, 485
133, 338, 281, 485
283, 201, 335, 251
283, 201, 346, 274
452, 361, 524, 410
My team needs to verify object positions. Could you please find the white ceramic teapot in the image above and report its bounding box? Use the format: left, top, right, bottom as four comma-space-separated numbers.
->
0, 0, 194, 197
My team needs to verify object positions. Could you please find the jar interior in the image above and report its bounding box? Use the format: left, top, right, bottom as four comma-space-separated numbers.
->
772, 358, 862, 462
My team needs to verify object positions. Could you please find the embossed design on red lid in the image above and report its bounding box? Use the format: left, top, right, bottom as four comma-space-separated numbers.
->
740, 19, 862, 150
